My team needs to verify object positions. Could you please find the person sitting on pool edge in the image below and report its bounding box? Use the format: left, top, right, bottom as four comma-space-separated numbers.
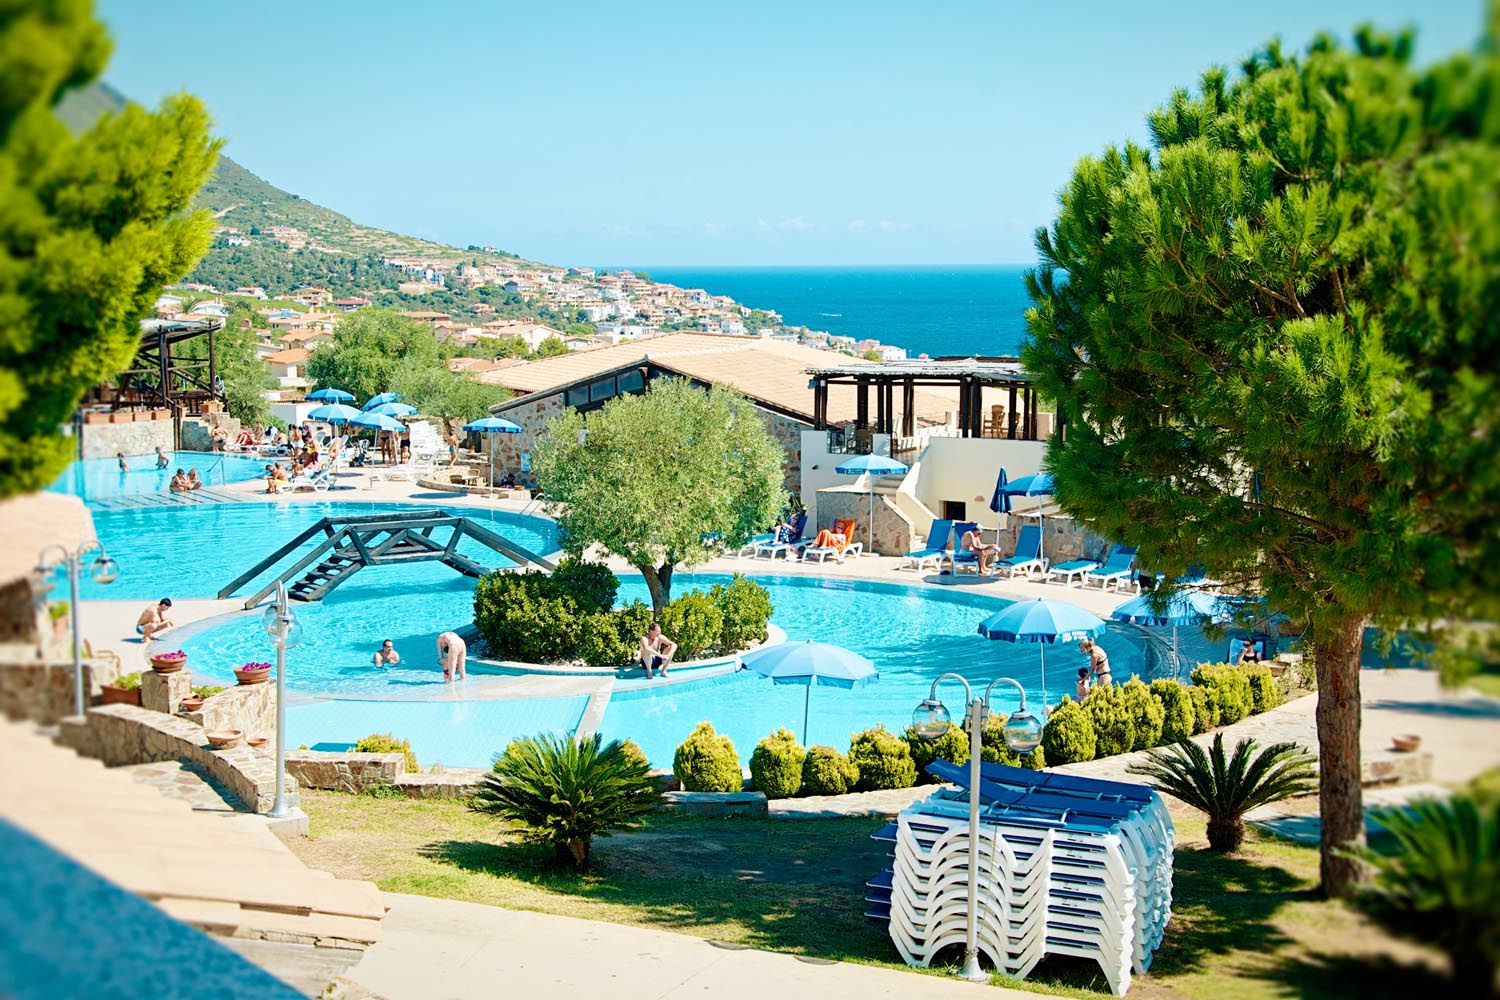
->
639, 622, 678, 679
185, 468, 203, 490
437, 631, 467, 681
373, 639, 400, 667
169, 469, 190, 492
135, 598, 173, 642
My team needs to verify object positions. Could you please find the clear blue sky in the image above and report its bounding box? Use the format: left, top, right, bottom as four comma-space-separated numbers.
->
98, 0, 1482, 267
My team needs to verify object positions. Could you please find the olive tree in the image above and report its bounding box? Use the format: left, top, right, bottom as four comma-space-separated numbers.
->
1023, 22, 1500, 896
531, 378, 788, 616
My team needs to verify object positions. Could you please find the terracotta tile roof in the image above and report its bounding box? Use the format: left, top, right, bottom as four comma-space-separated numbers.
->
264, 348, 309, 364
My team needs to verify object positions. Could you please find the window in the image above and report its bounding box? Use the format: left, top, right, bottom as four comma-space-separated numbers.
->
617, 369, 644, 394
565, 386, 589, 408
589, 377, 615, 403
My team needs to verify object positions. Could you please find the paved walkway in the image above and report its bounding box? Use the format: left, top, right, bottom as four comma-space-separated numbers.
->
348, 892, 1032, 1000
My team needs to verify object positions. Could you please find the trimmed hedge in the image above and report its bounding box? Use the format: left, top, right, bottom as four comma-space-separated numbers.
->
1244, 663, 1282, 714
802, 745, 859, 796
1041, 697, 1096, 764
355, 732, 419, 773
848, 726, 918, 791
1151, 679, 1196, 744
1119, 676, 1165, 751
749, 728, 806, 799
1085, 683, 1136, 758
1190, 684, 1221, 734
980, 714, 1049, 769
903, 722, 969, 780
1192, 664, 1254, 725
674, 722, 742, 792
658, 591, 723, 661
711, 575, 775, 652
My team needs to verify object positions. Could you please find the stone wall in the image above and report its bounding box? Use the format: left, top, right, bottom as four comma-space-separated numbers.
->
485, 393, 564, 486
755, 407, 807, 498
284, 749, 487, 798
179, 414, 242, 452
0, 652, 124, 725
190, 679, 277, 742
79, 415, 174, 459
58, 703, 299, 814
992, 515, 1108, 566
813, 488, 913, 556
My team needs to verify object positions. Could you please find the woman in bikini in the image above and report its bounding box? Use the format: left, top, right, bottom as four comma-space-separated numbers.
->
1080, 637, 1112, 687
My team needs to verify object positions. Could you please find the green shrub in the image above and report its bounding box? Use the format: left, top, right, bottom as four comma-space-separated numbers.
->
361, 782, 406, 799
1190, 684, 1221, 734
476, 733, 660, 870
355, 732, 419, 773
1085, 683, 1136, 758
748, 728, 805, 799
1191, 664, 1253, 725
903, 722, 969, 780
191, 684, 226, 699
980, 715, 1048, 770
659, 591, 724, 661
613, 600, 654, 651
673, 722, 742, 792
709, 574, 774, 653
848, 726, 917, 791
1243, 663, 1281, 714
578, 612, 633, 667
1119, 676, 1165, 750
1468, 766, 1500, 806
801, 745, 859, 796
549, 557, 619, 613
1347, 796, 1500, 996
473, 571, 581, 662
617, 739, 652, 773
1151, 679, 1195, 744
114, 671, 142, 691
1041, 697, 1096, 763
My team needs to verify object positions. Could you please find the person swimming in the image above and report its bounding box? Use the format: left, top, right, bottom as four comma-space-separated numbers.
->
373, 639, 400, 667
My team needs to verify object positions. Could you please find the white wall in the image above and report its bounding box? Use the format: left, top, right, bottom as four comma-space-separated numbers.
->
798, 430, 892, 525
911, 437, 1047, 530
269, 401, 319, 427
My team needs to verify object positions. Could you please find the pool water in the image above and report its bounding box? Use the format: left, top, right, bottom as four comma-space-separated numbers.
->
50, 452, 270, 500
80, 501, 559, 602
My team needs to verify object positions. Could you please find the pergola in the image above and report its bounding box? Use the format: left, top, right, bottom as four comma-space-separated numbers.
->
805, 357, 1046, 440
86, 316, 227, 417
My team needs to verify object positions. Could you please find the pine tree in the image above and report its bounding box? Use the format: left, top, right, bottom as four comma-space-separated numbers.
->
1023, 16, 1500, 896
0, 0, 219, 496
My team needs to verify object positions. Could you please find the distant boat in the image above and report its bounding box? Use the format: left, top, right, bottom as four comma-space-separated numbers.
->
820, 312, 842, 317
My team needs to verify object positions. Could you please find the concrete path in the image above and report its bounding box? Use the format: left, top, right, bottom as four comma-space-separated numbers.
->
348, 892, 1032, 1000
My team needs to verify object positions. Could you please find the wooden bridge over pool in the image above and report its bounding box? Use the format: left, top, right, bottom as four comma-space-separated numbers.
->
218, 510, 556, 608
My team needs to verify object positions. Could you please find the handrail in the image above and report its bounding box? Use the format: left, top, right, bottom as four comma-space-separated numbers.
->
217, 516, 335, 599
238, 526, 352, 610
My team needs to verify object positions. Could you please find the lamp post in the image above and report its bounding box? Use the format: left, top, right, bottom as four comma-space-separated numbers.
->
35, 542, 119, 715
911, 672, 1044, 983
260, 582, 301, 819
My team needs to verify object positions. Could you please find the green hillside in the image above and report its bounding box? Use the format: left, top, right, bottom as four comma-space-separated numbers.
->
54, 82, 536, 309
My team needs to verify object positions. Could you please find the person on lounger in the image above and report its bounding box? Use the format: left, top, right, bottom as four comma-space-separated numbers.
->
437, 631, 467, 681
960, 526, 1002, 575
135, 598, 174, 642
809, 519, 851, 551
639, 622, 677, 679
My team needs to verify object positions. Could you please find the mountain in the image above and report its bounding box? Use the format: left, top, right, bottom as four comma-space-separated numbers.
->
54, 82, 533, 307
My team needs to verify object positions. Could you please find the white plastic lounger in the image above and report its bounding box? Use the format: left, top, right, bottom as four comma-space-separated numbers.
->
734, 534, 775, 558
1083, 546, 1139, 591
287, 464, 333, 492
993, 525, 1047, 579
1047, 558, 1101, 587
802, 541, 863, 564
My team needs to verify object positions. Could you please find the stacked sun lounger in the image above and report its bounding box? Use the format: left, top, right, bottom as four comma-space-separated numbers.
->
863, 762, 1173, 996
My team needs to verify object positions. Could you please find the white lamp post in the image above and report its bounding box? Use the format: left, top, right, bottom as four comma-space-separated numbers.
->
911, 672, 1044, 983
260, 582, 301, 819
35, 542, 119, 715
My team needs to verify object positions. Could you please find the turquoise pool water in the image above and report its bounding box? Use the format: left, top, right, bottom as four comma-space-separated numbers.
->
80, 501, 559, 602
50, 452, 269, 499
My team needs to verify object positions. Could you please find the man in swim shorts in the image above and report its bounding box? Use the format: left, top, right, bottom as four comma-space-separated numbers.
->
136, 598, 174, 642
638, 622, 678, 679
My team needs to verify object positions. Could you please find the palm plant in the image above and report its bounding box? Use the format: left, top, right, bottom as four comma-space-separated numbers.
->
1127, 733, 1315, 851
475, 732, 661, 871
1345, 796, 1500, 998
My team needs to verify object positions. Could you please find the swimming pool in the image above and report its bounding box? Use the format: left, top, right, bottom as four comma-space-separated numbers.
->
80, 501, 559, 602
50, 452, 270, 500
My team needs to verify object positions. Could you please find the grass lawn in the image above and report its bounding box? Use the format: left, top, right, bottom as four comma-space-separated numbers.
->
1469, 671, 1500, 700
291, 790, 1445, 999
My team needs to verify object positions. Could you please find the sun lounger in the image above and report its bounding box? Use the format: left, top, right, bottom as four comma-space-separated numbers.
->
900, 519, 954, 572
287, 463, 333, 492
1046, 558, 1100, 587
951, 522, 981, 574
802, 518, 861, 564
993, 525, 1047, 579
753, 512, 808, 561
1082, 546, 1139, 592
733, 534, 774, 557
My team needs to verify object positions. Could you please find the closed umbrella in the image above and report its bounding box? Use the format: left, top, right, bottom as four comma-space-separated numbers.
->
976, 597, 1107, 710
1111, 590, 1233, 680
306, 387, 354, 403
988, 468, 1011, 514
306, 403, 362, 424
1002, 472, 1054, 562
739, 640, 879, 744
834, 453, 909, 554
362, 392, 402, 411
463, 417, 522, 486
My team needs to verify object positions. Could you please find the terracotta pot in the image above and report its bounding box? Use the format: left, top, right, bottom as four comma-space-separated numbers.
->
1392, 733, 1422, 753
179, 696, 204, 713
247, 737, 268, 749
150, 655, 187, 674
100, 686, 141, 706
206, 729, 243, 749
234, 667, 271, 685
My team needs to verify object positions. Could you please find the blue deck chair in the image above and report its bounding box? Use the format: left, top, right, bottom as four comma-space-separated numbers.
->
1082, 545, 1139, 591
899, 519, 954, 571
752, 512, 806, 561
1047, 556, 1101, 587
951, 521, 981, 574
993, 524, 1046, 579
1228, 635, 1273, 664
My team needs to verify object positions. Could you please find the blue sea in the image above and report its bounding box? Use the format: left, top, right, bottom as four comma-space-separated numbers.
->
640, 265, 1034, 359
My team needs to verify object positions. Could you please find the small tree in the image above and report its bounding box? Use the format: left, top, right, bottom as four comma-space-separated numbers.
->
1, 2, 219, 497
532, 378, 788, 615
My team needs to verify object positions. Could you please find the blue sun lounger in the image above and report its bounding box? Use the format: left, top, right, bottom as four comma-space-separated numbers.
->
900, 519, 954, 572
993, 524, 1047, 579
1082, 545, 1139, 592
1047, 557, 1101, 587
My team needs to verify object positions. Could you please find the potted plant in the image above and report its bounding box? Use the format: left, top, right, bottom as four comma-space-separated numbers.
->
180, 684, 224, 714
100, 671, 143, 706
233, 661, 272, 685
149, 649, 188, 674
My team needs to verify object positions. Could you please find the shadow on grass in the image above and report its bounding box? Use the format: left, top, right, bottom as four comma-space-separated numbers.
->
1260, 949, 1450, 1000
419, 816, 898, 964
